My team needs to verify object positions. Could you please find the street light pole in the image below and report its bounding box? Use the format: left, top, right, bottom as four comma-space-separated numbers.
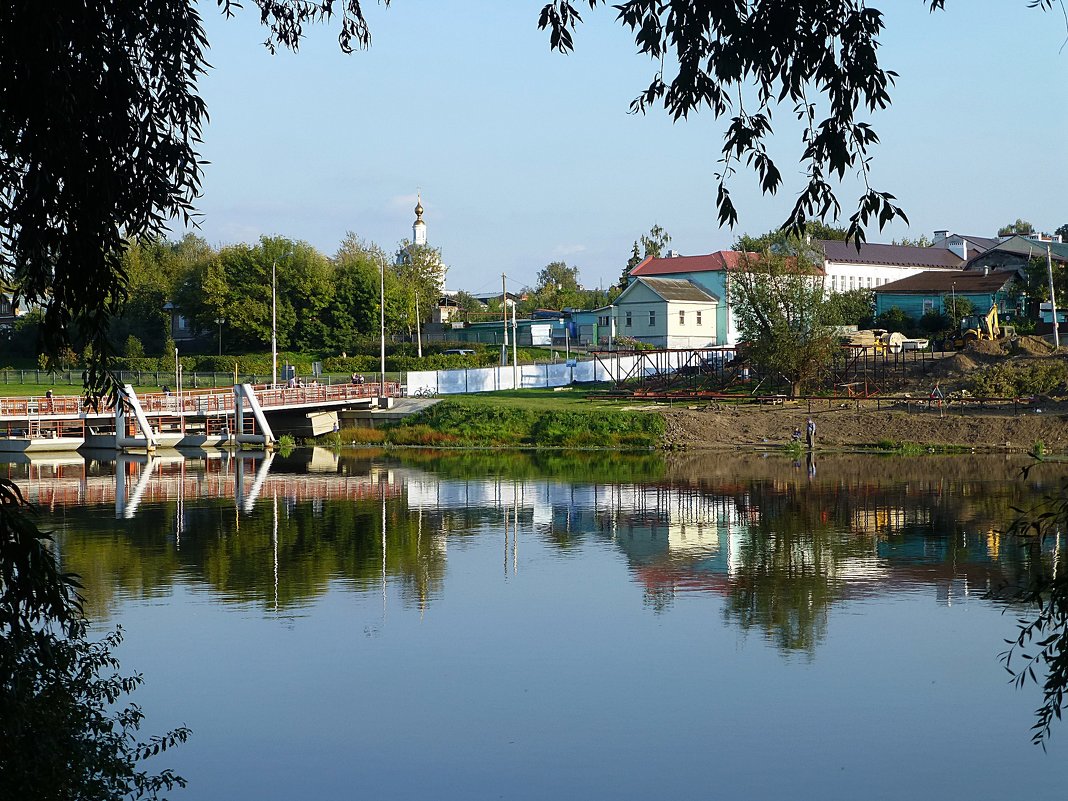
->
380, 255, 386, 391
216, 316, 225, 356
271, 260, 278, 387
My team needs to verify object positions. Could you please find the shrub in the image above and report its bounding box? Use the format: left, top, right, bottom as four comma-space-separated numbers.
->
970, 360, 1068, 398
387, 424, 459, 446
124, 335, 145, 358
338, 426, 387, 444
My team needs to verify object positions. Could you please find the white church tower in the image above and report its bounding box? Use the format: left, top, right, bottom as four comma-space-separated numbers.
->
413, 192, 427, 246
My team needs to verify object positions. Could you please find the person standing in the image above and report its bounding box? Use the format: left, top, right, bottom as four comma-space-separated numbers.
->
806, 417, 816, 450
930, 381, 944, 418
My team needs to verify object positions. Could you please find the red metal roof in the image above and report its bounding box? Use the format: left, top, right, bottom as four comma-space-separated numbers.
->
629, 251, 759, 277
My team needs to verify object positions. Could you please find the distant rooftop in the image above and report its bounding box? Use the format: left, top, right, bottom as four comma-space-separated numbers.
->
629, 251, 758, 278
876, 270, 1015, 294
633, 277, 720, 303
819, 240, 964, 269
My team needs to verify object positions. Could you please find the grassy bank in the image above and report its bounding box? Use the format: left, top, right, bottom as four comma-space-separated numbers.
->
332, 392, 665, 449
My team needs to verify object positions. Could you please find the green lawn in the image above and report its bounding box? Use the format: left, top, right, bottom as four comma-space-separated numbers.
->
0, 383, 166, 398
449, 387, 634, 411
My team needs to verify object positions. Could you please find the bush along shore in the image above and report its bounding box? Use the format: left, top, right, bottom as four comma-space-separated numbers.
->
320, 397, 665, 450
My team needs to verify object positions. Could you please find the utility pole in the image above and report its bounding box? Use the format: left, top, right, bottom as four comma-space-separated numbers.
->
511, 299, 518, 388
271, 260, 277, 387
415, 291, 422, 358
1048, 245, 1060, 349
380, 255, 387, 389
501, 273, 508, 366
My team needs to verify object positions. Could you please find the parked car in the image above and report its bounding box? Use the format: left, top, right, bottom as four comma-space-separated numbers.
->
442, 348, 475, 356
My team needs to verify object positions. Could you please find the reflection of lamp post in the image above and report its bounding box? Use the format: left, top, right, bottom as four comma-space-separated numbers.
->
215, 316, 225, 356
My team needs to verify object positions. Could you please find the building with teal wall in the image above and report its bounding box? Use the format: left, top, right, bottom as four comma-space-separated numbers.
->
626, 252, 755, 345
874, 270, 1017, 320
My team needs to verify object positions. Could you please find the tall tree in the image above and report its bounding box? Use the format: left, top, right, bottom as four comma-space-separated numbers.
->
729, 250, 837, 397
527, 261, 584, 311
619, 224, 672, 288
735, 222, 848, 254
327, 232, 390, 349
392, 240, 446, 338
1, 1, 207, 398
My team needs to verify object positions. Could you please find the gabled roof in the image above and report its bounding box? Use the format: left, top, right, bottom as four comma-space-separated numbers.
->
975, 235, 1068, 263
629, 251, 757, 277
875, 270, 1015, 295
618, 277, 720, 304
932, 233, 1000, 253
819, 240, 964, 268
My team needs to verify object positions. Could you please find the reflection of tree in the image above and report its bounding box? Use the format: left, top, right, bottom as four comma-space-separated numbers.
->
613, 456, 1054, 655
724, 482, 868, 652
390, 449, 667, 484
60, 495, 449, 619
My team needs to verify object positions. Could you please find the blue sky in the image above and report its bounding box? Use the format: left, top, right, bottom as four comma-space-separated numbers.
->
184, 1, 1067, 295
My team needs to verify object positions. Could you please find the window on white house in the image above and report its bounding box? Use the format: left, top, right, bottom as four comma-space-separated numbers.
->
649, 311, 656, 327
625, 312, 632, 328
831, 275, 837, 291
679, 310, 685, 326
696, 311, 702, 325
849, 276, 855, 290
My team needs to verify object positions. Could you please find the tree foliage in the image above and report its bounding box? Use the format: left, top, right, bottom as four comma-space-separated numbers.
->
729, 251, 837, 397
820, 288, 874, 328
734, 222, 847, 255
1, 1, 208, 402
0, 479, 190, 799
998, 218, 1036, 237
996, 474, 1068, 747
620, 224, 671, 289
392, 239, 447, 335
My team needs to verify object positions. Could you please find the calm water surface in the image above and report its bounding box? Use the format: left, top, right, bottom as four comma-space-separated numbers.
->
10, 448, 1068, 800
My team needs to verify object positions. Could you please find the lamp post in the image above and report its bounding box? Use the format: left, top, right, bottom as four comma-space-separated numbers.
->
380, 255, 386, 391
216, 316, 225, 356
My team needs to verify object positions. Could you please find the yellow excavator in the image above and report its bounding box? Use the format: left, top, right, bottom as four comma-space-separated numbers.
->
954, 304, 1015, 348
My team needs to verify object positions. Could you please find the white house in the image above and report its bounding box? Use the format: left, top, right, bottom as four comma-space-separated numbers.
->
818, 240, 964, 294
613, 277, 719, 348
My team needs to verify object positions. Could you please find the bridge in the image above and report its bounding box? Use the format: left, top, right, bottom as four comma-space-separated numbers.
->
3, 450, 404, 518
0, 381, 403, 454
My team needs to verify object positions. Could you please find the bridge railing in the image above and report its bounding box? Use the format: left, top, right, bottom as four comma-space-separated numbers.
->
0, 381, 404, 420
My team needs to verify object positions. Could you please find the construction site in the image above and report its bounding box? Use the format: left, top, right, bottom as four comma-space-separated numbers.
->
593, 333, 1068, 452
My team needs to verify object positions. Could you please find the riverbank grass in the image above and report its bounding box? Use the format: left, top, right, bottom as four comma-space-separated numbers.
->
337, 393, 664, 449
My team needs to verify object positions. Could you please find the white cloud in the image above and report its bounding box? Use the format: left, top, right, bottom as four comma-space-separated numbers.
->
553, 244, 587, 257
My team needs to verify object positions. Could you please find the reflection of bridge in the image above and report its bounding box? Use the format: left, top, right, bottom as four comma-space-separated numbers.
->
7, 451, 403, 518
0, 382, 402, 453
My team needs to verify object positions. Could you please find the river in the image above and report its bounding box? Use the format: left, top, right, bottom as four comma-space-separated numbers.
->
10, 448, 1068, 800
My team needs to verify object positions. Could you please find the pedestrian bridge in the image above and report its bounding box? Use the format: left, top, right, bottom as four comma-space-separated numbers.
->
0, 381, 403, 453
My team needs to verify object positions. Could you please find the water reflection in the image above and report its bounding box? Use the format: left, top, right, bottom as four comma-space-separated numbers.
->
5, 449, 1063, 652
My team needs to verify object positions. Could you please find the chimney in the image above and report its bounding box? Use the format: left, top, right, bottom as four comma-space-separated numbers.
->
961, 240, 967, 261
934, 229, 949, 241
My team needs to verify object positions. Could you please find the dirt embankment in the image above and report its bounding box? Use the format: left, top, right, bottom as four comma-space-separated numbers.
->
660, 401, 1068, 452
658, 336, 1068, 452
